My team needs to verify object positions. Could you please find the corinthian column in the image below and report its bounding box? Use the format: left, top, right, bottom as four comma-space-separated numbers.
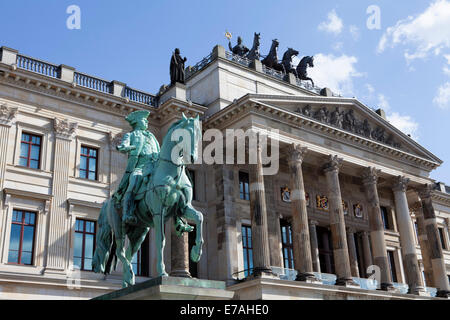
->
410, 201, 434, 287
288, 144, 317, 282
309, 220, 321, 273
360, 231, 373, 277
323, 155, 358, 287
361, 167, 395, 291
392, 176, 426, 295
249, 141, 272, 277
418, 185, 450, 298
346, 228, 360, 277
46, 119, 78, 272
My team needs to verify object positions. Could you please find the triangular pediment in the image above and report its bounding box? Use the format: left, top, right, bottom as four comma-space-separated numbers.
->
246, 94, 442, 165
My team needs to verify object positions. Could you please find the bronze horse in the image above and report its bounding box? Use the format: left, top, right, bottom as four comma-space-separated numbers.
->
245, 32, 261, 61
261, 39, 285, 73
296, 56, 315, 87
281, 48, 299, 77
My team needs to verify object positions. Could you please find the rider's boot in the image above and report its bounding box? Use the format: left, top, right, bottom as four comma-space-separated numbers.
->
122, 192, 137, 225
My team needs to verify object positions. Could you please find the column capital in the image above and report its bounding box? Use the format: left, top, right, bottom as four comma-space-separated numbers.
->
0, 103, 18, 127
346, 227, 357, 234
288, 143, 308, 165
53, 118, 78, 140
323, 155, 343, 173
418, 184, 433, 200
409, 201, 423, 213
361, 167, 381, 186
392, 176, 409, 192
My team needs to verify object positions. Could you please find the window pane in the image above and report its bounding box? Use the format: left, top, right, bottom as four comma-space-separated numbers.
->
30, 145, 40, 160
20, 143, 29, 158
89, 158, 96, 170
88, 171, 96, 180
8, 250, 19, 264
80, 156, 87, 170
8, 224, 21, 251
73, 257, 82, 270
89, 149, 97, 157
22, 226, 35, 253
12, 210, 22, 222
84, 258, 92, 271
22, 133, 29, 142
84, 234, 94, 259
30, 160, 39, 169
21, 251, 32, 265
74, 233, 83, 258
19, 157, 28, 167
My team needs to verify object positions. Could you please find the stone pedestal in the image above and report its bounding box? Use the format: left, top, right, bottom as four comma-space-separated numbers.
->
159, 82, 187, 105
93, 276, 234, 300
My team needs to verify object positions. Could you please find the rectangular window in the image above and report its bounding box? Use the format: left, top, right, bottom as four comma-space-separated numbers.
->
280, 219, 294, 269
241, 225, 253, 277
387, 250, 398, 283
187, 169, 196, 201
414, 222, 419, 244
239, 171, 250, 201
80, 146, 98, 180
8, 210, 36, 265
380, 206, 390, 230
438, 228, 447, 250
74, 219, 96, 271
19, 132, 41, 169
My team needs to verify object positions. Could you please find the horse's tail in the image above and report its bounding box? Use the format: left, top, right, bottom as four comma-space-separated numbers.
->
92, 200, 116, 274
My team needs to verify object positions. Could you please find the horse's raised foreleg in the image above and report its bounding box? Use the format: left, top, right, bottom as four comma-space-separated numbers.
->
153, 210, 168, 277
181, 204, 204, 263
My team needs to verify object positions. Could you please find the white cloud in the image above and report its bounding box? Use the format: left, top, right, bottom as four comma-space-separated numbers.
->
365, 84, 375, 95
349, 25, 360, 41
377, 0, 450, 63
318, 9, 343, 35
332, 42, 343, 51
377, 94, 390, 111
434, 82, 450, 109
387, 112, 419, 140
444, 54, 450, 75
306, 53, 362, 95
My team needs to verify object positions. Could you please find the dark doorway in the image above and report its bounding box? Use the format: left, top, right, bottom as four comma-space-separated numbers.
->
317, 226, 335, 274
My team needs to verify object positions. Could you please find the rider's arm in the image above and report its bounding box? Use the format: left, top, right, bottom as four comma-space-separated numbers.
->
116, 133, 136, 153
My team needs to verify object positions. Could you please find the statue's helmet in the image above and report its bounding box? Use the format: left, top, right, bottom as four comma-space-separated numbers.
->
237, 36, 242, 43
125, 110, 150, 126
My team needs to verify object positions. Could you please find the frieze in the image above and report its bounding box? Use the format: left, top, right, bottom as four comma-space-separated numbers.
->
295, 104, 402, 150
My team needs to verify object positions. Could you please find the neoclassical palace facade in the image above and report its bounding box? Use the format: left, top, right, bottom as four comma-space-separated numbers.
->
0, 45, 449, 300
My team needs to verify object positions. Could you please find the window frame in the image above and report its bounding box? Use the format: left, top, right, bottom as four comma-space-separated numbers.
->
280, 219, 295, 269
7, 209, 37, 266
239, 171, 250, 201
387, 250, 398, 283
438, 227, 447, 250
79, 145, 99, 181
241, 224, 253, 277
18, 132, 42, 170
73, 218, 96, 271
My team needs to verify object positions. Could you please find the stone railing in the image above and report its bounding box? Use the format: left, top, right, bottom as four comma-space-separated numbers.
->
185, 52, 214, 80
16, 54, 59, 78
124, 87, 157, 106
74, 72, 112, 94
225, 51, 252, 68
0, 47, 158, 107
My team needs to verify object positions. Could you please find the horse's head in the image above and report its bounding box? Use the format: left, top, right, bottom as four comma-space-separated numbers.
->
254, 32, 261, 46
283, 48, 299, 61
272, 39, 279, 48
165, 113, 202, 166
307, 56, 314, 67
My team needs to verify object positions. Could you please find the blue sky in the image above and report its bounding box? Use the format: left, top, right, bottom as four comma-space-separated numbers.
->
1, 0, 450, 183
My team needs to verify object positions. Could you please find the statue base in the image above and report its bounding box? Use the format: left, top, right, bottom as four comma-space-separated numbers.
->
92, 276, 234, 300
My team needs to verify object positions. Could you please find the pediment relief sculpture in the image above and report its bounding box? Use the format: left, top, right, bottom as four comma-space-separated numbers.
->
295, 104, 402, 150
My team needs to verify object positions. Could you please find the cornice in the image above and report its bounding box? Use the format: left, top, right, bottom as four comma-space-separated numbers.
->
431, 190, 450, 206
0, 64, 152, 117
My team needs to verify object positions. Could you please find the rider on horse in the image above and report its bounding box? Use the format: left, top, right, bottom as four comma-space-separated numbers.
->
112, 110, 192, 234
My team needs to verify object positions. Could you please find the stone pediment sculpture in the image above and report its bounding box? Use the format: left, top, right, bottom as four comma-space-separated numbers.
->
228, 35, 250, 57
93, 111, 203, 288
